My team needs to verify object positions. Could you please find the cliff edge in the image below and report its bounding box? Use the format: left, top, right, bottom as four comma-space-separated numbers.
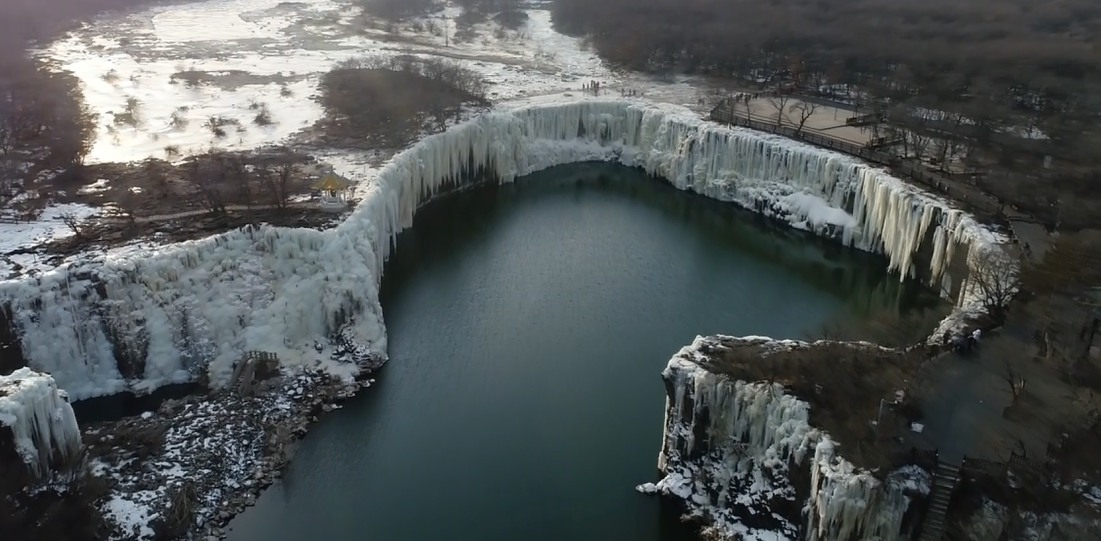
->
639, 335, 932, 541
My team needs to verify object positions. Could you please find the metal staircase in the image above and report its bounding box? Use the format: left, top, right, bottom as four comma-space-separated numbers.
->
919, 461, 961, 541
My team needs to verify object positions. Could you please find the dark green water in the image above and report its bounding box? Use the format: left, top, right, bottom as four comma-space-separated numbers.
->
226, 163, 939, 541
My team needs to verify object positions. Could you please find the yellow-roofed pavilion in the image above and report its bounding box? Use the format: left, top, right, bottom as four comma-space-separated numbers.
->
312, 169, 351, 211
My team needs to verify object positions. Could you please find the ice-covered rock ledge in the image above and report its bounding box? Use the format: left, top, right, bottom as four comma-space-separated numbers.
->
0, 368, 82, 483
638, 335, 930, 541
0, 99, 1005, 401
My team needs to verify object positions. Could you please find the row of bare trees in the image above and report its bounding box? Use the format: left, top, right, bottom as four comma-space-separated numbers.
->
357, 0, 439, 20
1, 66, 97, 195
184, 151, 305, 216
550, 0, 1101, 231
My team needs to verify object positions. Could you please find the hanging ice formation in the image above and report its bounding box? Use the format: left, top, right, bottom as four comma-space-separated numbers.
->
0, 100, 1003, 400
0, 368, 83, 481
644, 335, 910, 541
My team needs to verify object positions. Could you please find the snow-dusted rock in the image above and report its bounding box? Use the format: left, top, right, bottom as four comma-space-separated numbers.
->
643, 335, 914, 541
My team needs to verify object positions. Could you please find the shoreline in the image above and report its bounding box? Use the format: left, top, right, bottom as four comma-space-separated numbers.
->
87, 367, 375, 540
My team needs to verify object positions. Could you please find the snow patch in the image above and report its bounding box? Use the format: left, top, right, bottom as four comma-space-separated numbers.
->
888, 465, 932, 496
103, 491, 158, 541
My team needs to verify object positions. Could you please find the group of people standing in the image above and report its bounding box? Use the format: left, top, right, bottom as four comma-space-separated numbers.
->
579, 80, 646, 98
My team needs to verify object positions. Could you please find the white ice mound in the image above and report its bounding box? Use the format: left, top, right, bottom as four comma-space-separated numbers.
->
0, 368, 83, 480
0, 100, 999, 400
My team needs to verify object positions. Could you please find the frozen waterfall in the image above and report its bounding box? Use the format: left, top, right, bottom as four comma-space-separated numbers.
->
646, 335, 911, 541
0, 100, 1001, 400
0, 368, 83, 481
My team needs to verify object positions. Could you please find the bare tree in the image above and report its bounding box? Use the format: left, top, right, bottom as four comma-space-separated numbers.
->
967, 247, 1018, 322
115, 187, 139, 227
58, 212, 84, 239
262, 160, 299, 210
142, 158, 169, 195
1002, 356, 1027, 405
187, 154, 228, 215
768, 94, 791, 127
789, 100, 820, 134
931, 111, 969, 172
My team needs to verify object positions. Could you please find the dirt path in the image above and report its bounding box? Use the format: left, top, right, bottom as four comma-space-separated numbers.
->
101, 201, 321, 224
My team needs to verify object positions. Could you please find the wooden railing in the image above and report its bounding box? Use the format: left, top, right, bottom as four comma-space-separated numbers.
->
891, 446, 940, 469
960, 452, 1048, 477
845, 112, 882, 127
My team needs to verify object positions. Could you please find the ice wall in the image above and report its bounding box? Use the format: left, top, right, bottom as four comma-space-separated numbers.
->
643, 335, 910, 541
0, 368, 83, 481
0, 100, 1002, 400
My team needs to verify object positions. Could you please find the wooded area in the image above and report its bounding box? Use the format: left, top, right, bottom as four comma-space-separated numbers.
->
0, 0, 155, 191
318, 55, 489, 147
550, 0, 1101, 231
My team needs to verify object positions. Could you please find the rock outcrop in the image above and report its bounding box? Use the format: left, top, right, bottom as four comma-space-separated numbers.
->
0, 368, 83, 484
639, 335, 916, 541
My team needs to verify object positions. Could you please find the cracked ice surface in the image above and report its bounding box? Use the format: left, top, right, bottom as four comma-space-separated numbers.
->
0, 100, 1001, 400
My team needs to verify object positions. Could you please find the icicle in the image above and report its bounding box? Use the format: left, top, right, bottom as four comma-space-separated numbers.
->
0, 368, 83, 480
659, 337, 910, 541
0, 100, 1004, 400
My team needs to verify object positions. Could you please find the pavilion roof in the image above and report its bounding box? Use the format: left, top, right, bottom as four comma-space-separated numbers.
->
312, 170, 351, 191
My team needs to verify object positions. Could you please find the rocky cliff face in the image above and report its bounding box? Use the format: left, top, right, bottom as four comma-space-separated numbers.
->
639, 335, 917, 541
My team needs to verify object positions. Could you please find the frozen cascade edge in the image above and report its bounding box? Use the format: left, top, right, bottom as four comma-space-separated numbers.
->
0, 99, 1004, 400
641, 335, 911, 541
0, 368, 83, 481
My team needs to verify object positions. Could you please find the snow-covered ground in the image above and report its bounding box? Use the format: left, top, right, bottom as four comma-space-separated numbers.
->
86, 369, 370, 541
39, 0, 650, 165
0, 203, 101, 279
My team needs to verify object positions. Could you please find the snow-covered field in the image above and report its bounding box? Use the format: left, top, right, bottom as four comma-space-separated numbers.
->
0, 203, 102, 278
39, 0, 653, 166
